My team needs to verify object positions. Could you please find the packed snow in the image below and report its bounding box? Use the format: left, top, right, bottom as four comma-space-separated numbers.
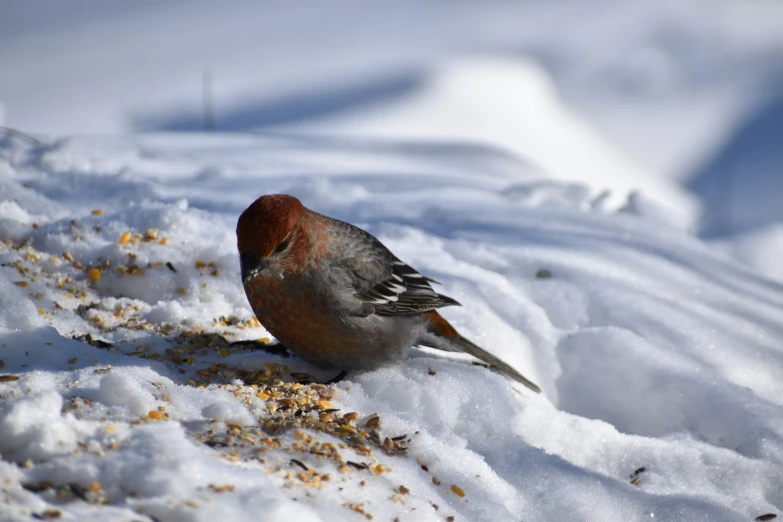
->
2, 2, 783, 521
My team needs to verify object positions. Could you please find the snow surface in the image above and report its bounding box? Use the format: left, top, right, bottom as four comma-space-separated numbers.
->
1, 2, 783, 521
1, 133, 782, 521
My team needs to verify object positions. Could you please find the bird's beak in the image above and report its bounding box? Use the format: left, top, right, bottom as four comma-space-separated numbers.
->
240, 250, 267, 283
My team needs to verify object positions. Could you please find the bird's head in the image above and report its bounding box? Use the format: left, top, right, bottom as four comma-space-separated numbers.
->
236, 193, 306, 282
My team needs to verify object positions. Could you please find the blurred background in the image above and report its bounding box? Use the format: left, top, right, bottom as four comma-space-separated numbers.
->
2, 0, 782, 278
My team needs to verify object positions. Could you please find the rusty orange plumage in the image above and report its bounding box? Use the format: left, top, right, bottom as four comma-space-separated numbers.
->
237, 193, 541, 393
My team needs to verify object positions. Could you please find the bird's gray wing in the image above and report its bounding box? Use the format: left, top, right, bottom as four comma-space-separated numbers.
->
334, 222, 460, 316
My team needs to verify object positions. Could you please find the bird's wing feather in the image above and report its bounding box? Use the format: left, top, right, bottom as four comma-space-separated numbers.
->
335, 222, 460, 316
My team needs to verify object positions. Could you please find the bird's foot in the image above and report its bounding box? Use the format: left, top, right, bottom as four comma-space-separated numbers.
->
324, 370, 348, 384
228, 339, 291, 357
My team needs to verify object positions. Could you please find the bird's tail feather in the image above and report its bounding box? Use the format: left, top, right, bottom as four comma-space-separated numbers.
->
422, 311, 542, 394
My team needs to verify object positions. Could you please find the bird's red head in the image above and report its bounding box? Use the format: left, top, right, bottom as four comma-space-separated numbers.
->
237, 194, 305, 258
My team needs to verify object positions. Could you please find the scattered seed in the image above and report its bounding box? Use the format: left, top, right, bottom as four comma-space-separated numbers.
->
338, 424, 357, 434
91, 209, 103, 215
39, 508, 62, 519
0, 375, 20, 382
166, 262, 177, 273
14, 281, 28, 287
630, 466, 646, 485
148, 410, 164, 421
195, 260, 207, 269
370, 464, 387, 475
391, 434, 407, 441
535, 268, 552, 279
451, 484, 465, 497
119, 231, 132, 244
209, 484, 235, 493
87, 268, 101, 282
756, 515, 777, 521
346, 461, 368, 470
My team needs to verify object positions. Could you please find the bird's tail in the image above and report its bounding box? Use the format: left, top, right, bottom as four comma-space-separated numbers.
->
422, 311, 542, 394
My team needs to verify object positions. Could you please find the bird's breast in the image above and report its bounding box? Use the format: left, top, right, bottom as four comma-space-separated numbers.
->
242, 276, 412, 369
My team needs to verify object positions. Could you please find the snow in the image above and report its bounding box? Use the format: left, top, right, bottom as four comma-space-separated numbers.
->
1, 2, 783, 521
1, 132, 782, 521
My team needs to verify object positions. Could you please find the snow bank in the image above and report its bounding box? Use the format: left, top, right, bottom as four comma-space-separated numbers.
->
1, 134, 782, 521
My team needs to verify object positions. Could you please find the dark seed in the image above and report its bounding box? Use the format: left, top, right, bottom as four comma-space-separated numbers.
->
72, 333, 113, 348
68, 484, 88, 501
346, 461, 368, 470
290, 459, 308, 471
22, 482, 51, 493
391, 434, 407, 441
630, 467, 646, 478
756, 515, 777, 521
535, 268, 552, 279
166, 262, 177, 273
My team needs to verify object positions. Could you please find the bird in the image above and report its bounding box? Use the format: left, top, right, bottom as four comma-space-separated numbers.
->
236, 193, 541, 393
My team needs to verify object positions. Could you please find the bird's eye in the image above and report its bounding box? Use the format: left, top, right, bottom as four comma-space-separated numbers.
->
273, 236, 291, 255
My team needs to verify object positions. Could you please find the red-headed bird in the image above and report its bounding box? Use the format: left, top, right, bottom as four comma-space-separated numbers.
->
237, 194, 541, 393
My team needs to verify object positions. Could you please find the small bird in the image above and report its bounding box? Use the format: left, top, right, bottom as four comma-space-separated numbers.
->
236, 194, 541, 393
